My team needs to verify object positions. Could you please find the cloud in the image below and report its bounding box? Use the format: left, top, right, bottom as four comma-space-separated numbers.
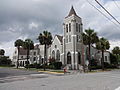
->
0, 0, 120, 56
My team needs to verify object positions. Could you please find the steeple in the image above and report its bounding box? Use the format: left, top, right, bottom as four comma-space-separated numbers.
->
66, 6, 77, 17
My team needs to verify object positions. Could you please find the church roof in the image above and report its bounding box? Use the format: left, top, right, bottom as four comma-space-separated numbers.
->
19, 48, 27, 55
66, 6, 80, 18
56, 35, 63, 44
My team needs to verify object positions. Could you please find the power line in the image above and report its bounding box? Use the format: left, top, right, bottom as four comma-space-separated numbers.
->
112, 0, 120, 11
86, 0, 120, 28
95, 0, 120, 25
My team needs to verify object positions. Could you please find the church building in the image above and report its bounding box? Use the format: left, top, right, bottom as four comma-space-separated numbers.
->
12, 6, 110, 69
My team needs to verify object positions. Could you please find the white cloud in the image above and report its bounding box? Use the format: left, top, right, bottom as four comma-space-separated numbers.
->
29, 22, 38, 29
0, 0, 120, 56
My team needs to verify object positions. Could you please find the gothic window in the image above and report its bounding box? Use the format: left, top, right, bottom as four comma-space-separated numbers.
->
69, 23, 71, 32
69, 35, 71, 42
33, 57, 36, 61
67, 52, 71, 64
66, 24, 68, 33
79, 24, 81, 32
52, 50, 55, 59
76, 23, 78, 32
55, 45, 57, 48
56, 50, 60, 61
105, 56, 107, 61
34, 52, 36, 55
81, 23, 83, 32
77, 35, 79, 42
78, 52, 81, 64
66, 35, 68, 43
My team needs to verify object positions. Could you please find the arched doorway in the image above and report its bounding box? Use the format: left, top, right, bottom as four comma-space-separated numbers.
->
78, 52, 81, 64
56, 50, 60, 61
67, 52, 71, 64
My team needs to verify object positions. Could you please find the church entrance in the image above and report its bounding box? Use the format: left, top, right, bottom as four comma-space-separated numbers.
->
78, 52, 81, 64
67, 52, 71, 64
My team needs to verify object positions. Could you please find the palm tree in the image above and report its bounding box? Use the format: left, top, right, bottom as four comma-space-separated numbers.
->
23, 39, 34, 68
96, 37, 110, 70
14, 39, 24, 68
112, 46, 120, 64
0, 49, 5, 56
112, 46, 120, 55
82, 28, 99, 71
37, 31, 52, 71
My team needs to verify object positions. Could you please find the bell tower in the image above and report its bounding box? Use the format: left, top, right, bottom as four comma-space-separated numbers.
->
63, 6, 83, 69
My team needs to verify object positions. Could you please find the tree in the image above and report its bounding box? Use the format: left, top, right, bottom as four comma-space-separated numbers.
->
82, 28, 99, 71
112, 46, 120, 64
110, 53, 118, 65
96, 37, 110, 70
0, 56, 11, 65
23, 39, 34, 69
112, 46, 120, 55
0, 49, 5, 56
14, 39, 24, 68
37, 31, 52, 71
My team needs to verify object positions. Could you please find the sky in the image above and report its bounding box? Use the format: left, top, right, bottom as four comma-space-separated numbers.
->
0, 0, 120, 57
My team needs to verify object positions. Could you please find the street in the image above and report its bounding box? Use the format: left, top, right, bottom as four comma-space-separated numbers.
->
0, 68, 120, 90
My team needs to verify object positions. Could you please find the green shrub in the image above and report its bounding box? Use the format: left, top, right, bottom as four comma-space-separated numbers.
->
53, 62, 62, 69
25, 63, 42, 69
91, 65, 102, 70
104, 62, 117, 69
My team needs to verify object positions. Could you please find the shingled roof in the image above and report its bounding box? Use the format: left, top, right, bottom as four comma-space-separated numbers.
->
65, 6, 80, 18
56, 35, 63, 44
19, 48, 27, 55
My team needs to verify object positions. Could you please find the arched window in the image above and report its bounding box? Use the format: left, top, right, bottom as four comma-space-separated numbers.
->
56, 50, 60, 61
52, 50, 55, 59
67, 52, 71, 64
78, 52, 81, 64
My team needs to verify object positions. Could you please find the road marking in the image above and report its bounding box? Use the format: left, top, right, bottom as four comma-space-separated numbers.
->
115, 86, 120, 90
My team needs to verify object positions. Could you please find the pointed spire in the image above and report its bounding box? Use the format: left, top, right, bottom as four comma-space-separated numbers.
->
68, 6, 77, 17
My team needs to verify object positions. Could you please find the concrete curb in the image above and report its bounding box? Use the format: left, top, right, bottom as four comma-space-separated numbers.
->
38, 71, 64, 75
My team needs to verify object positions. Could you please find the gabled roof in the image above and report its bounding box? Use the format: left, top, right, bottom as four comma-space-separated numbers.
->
19, 48, 27, 55
56, 35, 63, 44
65, 6, 80, 18
68, 6, 77, 16
34, 44, 39, 49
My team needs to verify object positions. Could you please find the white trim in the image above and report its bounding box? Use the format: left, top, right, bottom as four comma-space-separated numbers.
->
56, 36, 62, 45
61, 53, 64, 55
71, 51, 78, 54
71, 35, 76, 37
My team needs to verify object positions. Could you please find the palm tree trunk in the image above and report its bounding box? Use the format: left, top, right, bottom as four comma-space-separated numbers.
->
17, 46, 20, 68
44, 44, 47, 71
101, 50, 104, 70
88, 44, 91, 71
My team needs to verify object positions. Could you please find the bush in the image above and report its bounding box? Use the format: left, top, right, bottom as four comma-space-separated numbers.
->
25, 63, 42, 69
104, 62, 117, 69
91, 65, 102, 70
53, 62, 62, 69
0, 56, 11, 65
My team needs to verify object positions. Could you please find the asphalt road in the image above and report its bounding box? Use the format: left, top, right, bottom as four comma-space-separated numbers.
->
0, 67, 42, 78
0, 67, 120, 90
